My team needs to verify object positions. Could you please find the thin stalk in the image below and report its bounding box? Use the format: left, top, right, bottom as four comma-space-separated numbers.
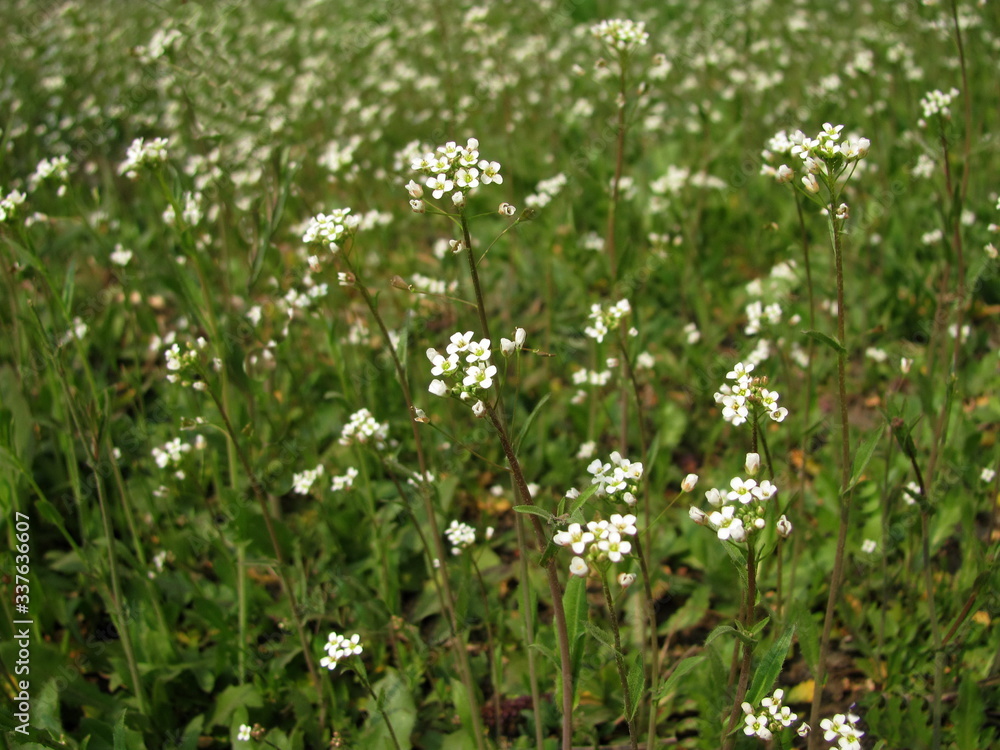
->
93, 466, 147, 713
604, 52, 629, 280
791, 191, 816, 611
723, 544, 757, 750
601, 569, 639, 750
808, 197, 853, 750
341, 251, 487, 750
516, 512, 546, 750
462, 215, 492, 340
472, 555, 503, 746
206, 385, 325, 727
486, 404, 574, 750
618, 336, 658, 748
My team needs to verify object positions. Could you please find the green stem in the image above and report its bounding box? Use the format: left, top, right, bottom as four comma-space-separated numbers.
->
601, 569, 639, 750
341, 251, 487, 750
486, 404, 574, 750
723, 544, 756, 750
206, 384, 325, 727
808, 193, 853, 750
515, 514, 546, 750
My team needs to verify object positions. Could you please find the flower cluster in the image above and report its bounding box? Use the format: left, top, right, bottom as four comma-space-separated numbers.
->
591, 19, 649, 52
339, 408, 389, 448
330, 467, 359, 492
0, 189, 27, 223
820, 710, 864, 750
554, 513, 637, 576
742, 689, 808, 742
407, 138, 502, 212
588, 451, 643, 504
152, 436, 205, 480
119, 136, 170, 179
584, 299, 631, 343
28, 155, 70, 193
292, 464, 324, 494
688, 453, 790, 544
445, 520, 476, 555
427, 329, 521, 409
713, 362, 788, 426
760, 125, 870, 189
164, 338, 215, 390
301, 207, 361, 252
320, 631, 363, 672
919, 87, 960, 122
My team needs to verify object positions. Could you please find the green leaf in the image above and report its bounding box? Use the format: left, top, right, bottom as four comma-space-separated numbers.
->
654, 655, 705, 702
955, 674, 984, 749
583, 620, 617, 653
568, 483, 599, 518
209, 684, 263, 728
704, 623, 739, 648
802, 329, 846, 355
626, 653, 645, 720
513, 504, 554, 522
514, 392, 551, 453
745, 624, 795, 707
563, 574, 588, 696
793, 604, 820, 675
845, 422, 884, 494
113, 710, 127, 750
365, 668, 414, 750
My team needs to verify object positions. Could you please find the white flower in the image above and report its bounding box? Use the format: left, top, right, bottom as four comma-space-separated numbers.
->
617, 572, 636, 588
597, 531, 631, 562
426, 174, 454, 199
478, 160, 503, 185
609, 513, 637, 536
981, 467, 996, 483
110, 244, 133, 266
554, 523, 595, 554
681, 473, 699, 492
861, 539, 877, 554
429, 379, 448, 397
463, 363, 497, 389
708, 506, 746, 542
689, 506, 708, 525
569, 556, 589, 577
237, 724, 252, 741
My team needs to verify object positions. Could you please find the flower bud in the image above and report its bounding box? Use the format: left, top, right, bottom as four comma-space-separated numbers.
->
681, 473, 699, 492
515, 327, 526, 349
498, 202, 516, 216
776, 514, 792, 538
409, 199, 425, 213
500, 338, 515, 356
745, 452, 760, 476
429, 379, 448, 397
405, 179, 423, 198
689, 506, 708, 525
472, 400, 486, 418
617, 572, 636, 588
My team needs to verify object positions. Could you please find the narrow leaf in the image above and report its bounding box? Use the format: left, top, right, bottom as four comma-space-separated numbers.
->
626, 653, 645, 720
654, 655, 705, 702
513, 504, 553, 522
845, 422, 884, 494
802, 329, 846, 355
514, 392, 551, 453
745, 624, 795, 707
